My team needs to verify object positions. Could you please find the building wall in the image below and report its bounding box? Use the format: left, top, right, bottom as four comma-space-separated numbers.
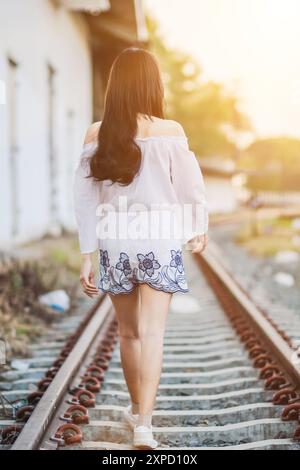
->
205, 176, 238, 214
0, 0, 93, 247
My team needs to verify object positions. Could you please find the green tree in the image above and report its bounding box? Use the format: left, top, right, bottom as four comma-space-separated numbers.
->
240, 137, 300, 171
147, 16, 250, 158
239, 137, 300, 191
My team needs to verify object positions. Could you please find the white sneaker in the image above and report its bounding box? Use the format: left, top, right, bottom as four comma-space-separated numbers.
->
133, 426, 158, 450
123, 405, 138, 430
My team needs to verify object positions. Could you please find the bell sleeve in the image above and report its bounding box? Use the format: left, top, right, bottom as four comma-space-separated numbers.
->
169, 138, 209, 244
73, 144, 100, 254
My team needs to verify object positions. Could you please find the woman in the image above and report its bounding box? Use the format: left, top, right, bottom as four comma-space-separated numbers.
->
73, 48, 208, 450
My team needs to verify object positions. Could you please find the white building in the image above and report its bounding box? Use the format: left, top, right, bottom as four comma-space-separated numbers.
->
0, 0, 147, 247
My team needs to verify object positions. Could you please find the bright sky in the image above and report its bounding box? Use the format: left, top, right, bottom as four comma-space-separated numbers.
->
145, 0, 300, 141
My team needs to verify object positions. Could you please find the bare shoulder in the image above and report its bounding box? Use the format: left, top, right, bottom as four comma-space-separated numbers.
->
151, 118, 186, 137
84, 121, 101, 144
165, 119, 186, 137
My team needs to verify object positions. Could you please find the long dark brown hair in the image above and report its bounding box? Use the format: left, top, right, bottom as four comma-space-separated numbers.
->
89, 48, 164, 185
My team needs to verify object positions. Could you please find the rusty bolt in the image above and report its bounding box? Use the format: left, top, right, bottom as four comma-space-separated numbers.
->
38, 378, 52, 392
109, 325, 118, 334
249, 346, 267, 359
67, 333, 78, 342
245, 339, 261, 350
259, 365, 282, 380
52, 357, 65, 368
80, 376, 101, 393
236, 325, 251, 335
253, 354, 272, 369
85, 365, 105, 380
61, 405, 89, 425
27, 391, 44, 405
45, 367, 60, 379
273, 388, 298, 405
65, 339, 76, 348
71, 389, 96, 408
92, 357, 109, 370
106, 332, 116, 340
97, 349, 112, 360
51, 424, 82, 446
293, 426, 300, 442
265, 375, 287, 391
60, 347, 72, 358
16, 406, 34, 422
95, 351, 112, 362
231, 317, 246, 327
233, 324, 248, 334
281, 403, 300, 421
99, 343, 114, 352
240, 331, 256, 343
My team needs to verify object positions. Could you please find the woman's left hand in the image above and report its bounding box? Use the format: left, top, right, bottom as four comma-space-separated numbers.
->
187, 233, 209, 254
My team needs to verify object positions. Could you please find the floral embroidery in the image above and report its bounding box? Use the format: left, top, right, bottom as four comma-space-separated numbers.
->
137, 252, 161, 278
116, 253, 132, 277
170, 250, 184, 273
100, 250, 110, 272
98, 249, 188, 295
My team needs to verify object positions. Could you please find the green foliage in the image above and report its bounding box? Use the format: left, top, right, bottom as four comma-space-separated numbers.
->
147, 16, 250, 157
239, 137, 300, 191
236, 217, 300, 256
240, 137, 300, 170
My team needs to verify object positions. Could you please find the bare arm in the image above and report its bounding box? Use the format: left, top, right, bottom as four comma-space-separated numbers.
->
73, 123, 101, 297
169, 121, 209, 254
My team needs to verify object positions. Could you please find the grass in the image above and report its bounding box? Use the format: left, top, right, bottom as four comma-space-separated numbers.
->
235, 215, 300, 257
238, 236, 300, 257
0, 233, 85, 359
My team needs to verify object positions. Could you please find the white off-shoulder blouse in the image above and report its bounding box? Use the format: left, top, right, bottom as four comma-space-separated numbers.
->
73, 136, 209, 295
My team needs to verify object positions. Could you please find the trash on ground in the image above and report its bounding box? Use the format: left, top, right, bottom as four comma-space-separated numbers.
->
10, 359, 30, 372
273, 272, 295, 288
38, 290, 70, 313
274, 251, 299, 264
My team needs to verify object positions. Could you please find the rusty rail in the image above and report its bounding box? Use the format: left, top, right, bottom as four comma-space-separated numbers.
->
11, 296, 113, 450
2, 245, 299, 450
197, 247, 300, 390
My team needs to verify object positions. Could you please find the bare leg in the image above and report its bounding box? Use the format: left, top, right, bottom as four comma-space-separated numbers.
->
138, 285, 172, 421
109, 285, 172, 426
109, 289, 141, 407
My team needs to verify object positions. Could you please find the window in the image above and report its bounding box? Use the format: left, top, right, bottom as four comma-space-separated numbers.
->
7, 57, 19, 238
47, 64, 58, 222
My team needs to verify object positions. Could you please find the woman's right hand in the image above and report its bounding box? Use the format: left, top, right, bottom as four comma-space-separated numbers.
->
80, 255, 99, 298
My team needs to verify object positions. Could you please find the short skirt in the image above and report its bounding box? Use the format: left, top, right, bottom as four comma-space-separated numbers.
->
97, 238, 189, 295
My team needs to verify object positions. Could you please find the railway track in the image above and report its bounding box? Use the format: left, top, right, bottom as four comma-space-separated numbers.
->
0, 295, 110, 448
1, 245, 300, 451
